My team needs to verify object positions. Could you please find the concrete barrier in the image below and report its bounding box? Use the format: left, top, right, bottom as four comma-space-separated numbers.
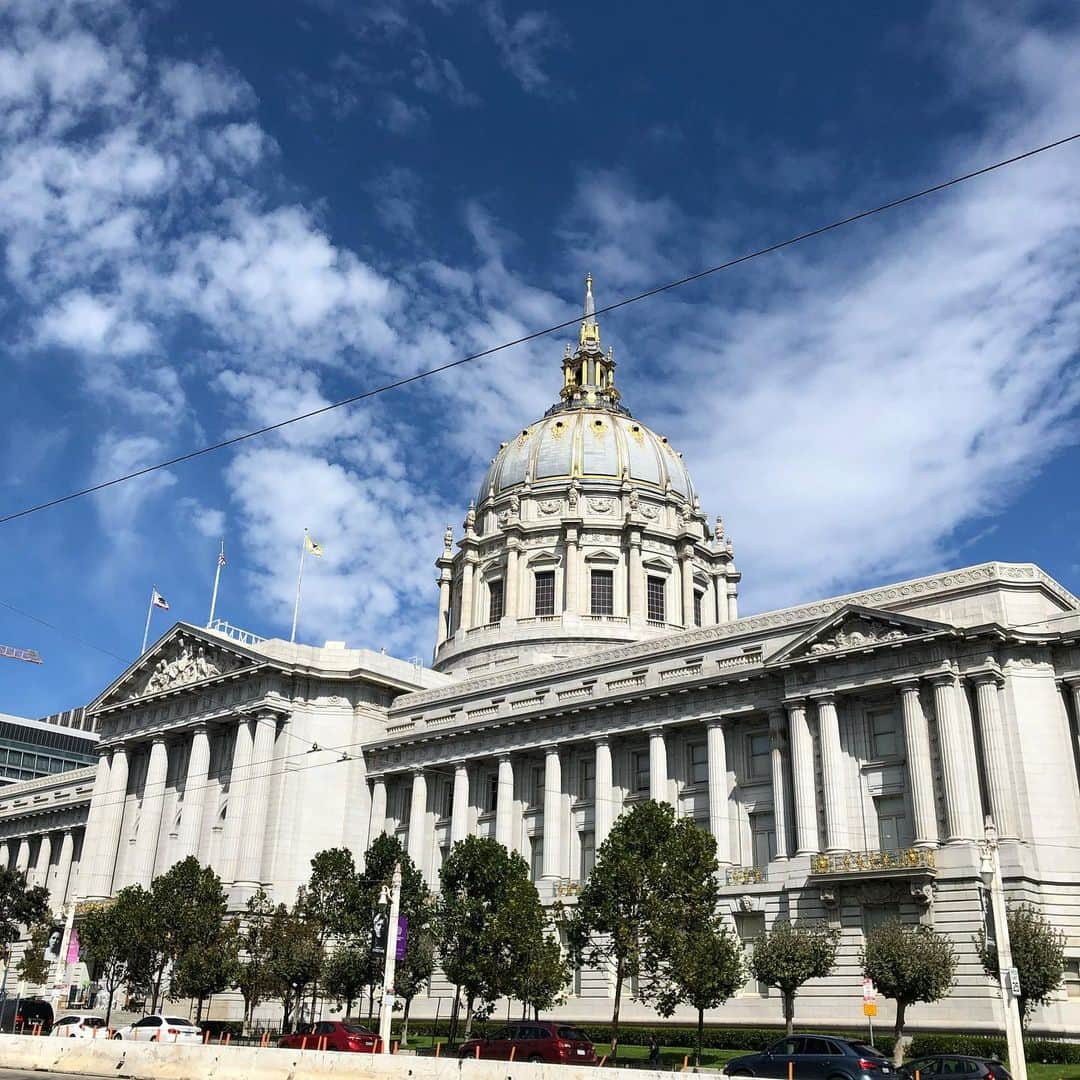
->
0, 1036, 671, 1080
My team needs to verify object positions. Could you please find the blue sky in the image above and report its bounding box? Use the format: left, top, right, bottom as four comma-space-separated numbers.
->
2, 0, 1079, 717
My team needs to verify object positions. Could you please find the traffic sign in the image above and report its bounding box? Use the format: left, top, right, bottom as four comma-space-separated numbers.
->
863, 1002, 878, 1017
862, 977, 877, 1004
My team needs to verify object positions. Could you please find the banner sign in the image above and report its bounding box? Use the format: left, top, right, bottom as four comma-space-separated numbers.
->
395, 916, 409, 961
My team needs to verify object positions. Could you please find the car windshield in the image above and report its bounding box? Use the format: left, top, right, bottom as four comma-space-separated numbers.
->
557, 1027, 590, 1041
164, 1017, 191, 1026
343, 1025, 374, 1035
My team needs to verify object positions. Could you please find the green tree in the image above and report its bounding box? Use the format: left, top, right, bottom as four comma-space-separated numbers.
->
566, 802, 714, 1057
0, 867, 50, 968
79, 891, 144, 1027
15, 923, 52, 987
233, 889, 276, 1032
117, 885, 165, 1011
301, 848, 363, 1017
979, 903, 1066, 1030
322, 944, 370, 1018
509, 927, 570, 1021
266, 901, 322, 1031
435, 835, 537, 1039
748, 919, 840, 1035
171, 918, 240, 1021
862, 920, 956, 1061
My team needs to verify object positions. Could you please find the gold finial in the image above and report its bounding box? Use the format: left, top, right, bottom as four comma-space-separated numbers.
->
580, 272, 599, 348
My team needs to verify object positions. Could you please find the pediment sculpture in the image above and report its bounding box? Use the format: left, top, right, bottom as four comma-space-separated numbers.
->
128, 638, 242, 699
806, 616, 906, 655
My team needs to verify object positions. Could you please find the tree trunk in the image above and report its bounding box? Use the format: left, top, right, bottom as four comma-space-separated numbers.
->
105, 988, 115, 1029
610, 958, 624, 1060
448, 986, 461, 1044
401, 996, 412, 1046
463, 995, 475, 1040
783, 990, 795, 1036
195, 995, 204, 1023
697, 1007, 705, 1067
893, 1001, 907, 1065
368, 984, 376, 1023
345, 995, 354, 1020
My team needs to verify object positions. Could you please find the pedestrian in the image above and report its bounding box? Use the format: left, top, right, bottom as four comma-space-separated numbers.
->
648, 1033, 660, 1069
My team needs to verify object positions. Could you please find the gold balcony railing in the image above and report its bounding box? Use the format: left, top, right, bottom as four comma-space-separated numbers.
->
809, 847, 935, 876
726, 866, 767, 886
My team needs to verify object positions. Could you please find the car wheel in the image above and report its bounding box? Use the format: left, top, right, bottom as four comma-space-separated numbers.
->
528, 1054, 544, 1063
112, 1034, 123, 1040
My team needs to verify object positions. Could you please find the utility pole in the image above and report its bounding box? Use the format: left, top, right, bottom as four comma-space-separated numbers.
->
980, 816, 1027, 1080
378, 863, 402, 1053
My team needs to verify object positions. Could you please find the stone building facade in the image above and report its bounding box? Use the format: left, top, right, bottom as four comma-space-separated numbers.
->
2, 282, 1080, 1034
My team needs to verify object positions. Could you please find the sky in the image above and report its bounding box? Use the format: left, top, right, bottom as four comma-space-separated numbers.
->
1, 0, 1079, 718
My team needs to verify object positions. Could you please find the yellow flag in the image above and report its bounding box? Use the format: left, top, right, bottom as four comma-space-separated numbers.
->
304, 533, 324, 557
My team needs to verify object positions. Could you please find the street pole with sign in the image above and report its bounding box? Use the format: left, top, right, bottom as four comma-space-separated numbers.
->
378, 863, 402, 1054
980, 816, 1027, 1080
862, 977, 877, 1045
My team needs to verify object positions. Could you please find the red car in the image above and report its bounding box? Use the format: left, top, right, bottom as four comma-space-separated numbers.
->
278, 1020, 382, 1052
460, 1021, 597, 1065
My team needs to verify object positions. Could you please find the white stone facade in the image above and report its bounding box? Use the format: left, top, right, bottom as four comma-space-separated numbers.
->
3, 288, 1080, 1035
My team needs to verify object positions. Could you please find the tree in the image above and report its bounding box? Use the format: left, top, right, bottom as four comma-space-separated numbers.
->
301, 848, 363, 1018
79, 890, 144, 1027
233, 889, 276, 1032
15, 924, 52, 987
862, 920, 956, 1062
979, 903, 1066, 1030
0, 868, 49, 967
435, 835, 538, 1039
509, 927, 570, 1020
266, 901, 322, 1031
322, 944, 370, 1018
647, 913, 744, 1066
566, 802, 717, 1057
171, 919, 240, 1021
749, 919, 839, 1035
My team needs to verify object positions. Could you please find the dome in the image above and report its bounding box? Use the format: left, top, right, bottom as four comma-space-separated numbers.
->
478, 408, 696, 506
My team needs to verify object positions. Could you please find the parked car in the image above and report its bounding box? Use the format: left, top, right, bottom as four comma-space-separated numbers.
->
0, 997, 53, 1034
111, 1014, 202, 1043
459, 1022, 598, 1065
277, 1020, 382, 1052
725, 1036, 894, 1079
52, 1014, 109, 1038
898, 1057, 1012, 1080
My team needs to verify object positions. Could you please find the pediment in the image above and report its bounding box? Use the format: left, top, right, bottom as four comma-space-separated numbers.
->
766, 605, 954, 666
90, 624, 262, 710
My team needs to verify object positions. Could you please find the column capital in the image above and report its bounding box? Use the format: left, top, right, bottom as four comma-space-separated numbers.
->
593, 734, 611, 746
969, 669, 1004, 689
928, 671, 959, 688
497, 751, 513, 764
809, 691, 837, 705
410, 765, 426, 777
543, 743, 561, 757
783, 697, 808, 712
893, 676, 923, 693
1058, 674, 1080, 690
646, 724, 667, 739
705, 715, 727, 731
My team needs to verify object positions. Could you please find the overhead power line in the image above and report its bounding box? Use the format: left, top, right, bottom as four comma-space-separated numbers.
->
1, 131, 1078, 531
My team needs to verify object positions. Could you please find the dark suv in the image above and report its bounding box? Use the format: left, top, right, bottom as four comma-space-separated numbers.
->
459, 1022, 597, 1064
0, 997, 54, 1034
899, 1057, 1012, 1080
726, 1036, 893, 1079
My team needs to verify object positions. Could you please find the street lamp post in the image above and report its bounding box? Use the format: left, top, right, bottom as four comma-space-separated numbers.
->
378, 863, 402, 1054
979, 816, 1027, 1080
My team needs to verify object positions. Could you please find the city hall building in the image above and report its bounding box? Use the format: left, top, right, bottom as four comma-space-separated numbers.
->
2, 283, 1080, 1034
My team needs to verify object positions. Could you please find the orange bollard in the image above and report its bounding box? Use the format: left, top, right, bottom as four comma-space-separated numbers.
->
435, 1042, 442, 1058
261, 1032, 270, 1048
682, 1055, 689, 1072
203, 1030, 211, 1045
789, 1062, 794, 1080
92, 1026, 98, 1040
509, 1046, 516, 1062
225, 1033, 232, 1047
915, 1072, 920, 1080
393, 1041, 399, 1054
599, 1056, 608, 1068
475, 1045, 481, 1059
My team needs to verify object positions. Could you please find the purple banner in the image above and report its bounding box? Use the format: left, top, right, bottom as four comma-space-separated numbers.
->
394, 916, 408, 960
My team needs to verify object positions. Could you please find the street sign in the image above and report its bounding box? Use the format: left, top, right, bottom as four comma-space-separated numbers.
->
862, 977, 877, 1004
863, 1002, 878, 1017
1007, 968, 1021, 997
394, 915, 409, 961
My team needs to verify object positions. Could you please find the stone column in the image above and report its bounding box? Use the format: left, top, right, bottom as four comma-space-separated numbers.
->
450, 763, 469, 846
931, 675, 979, 841
370, 776, 388, 839
649, 727, 669, 804
131, 737, 169, 887
504, 542, 519, 622
87, 745, 129, 898
495, 754, 515, 849
726, 580, 739, 621
177, 725, 211, 861
564, 528, 580, 616
460, 558, 475, 631
33, 833, 52, 889
1069, 681, 1080, 777
15, 837, 31, 873
628, 532, 644, 625
786, 699, 818, 854
768, 711, 789, 860
815, 695, 848, 853
972, 674, 1016, 839
407, 769, 429, 873
234, 715, 277, 889
897, 680, 938, 847
706, 720, 731, 864
436, 574, 452, 646
51, 830, 75, 912
221, 718, 254, 882
0, 842, 8, 870
542, 746, 562, 879
679, 545, 695, 627
595, 738, 613, 848
78, 752, 112, 895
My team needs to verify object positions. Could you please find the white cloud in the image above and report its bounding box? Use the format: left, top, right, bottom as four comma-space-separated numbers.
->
479, 0, 565, 95
378, 92, 428, 134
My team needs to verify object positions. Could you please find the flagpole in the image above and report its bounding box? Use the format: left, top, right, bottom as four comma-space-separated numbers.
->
207, 538, 225, 628
290, 530, 307, 644
141, 586, 156, 655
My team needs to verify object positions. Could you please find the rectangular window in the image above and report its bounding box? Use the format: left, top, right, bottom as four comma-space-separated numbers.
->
688, 743, 708, 786
693, 591, 704, 627
534, 571, 555, 617
1064, 958, 1080, 998
735, 912, 767, 995
399, 786, 411, 825
483, 774, 498, 814
750, 811, 776, 868
530, 837, 544, 882
862, 903, 902, 937
439, 782, 454, 820
590, 569, 614, 616
579, 757, 595, 801
876, 795, 910, 850
869, 709, 900, 759
749, 732, 771, 779
632, 750, 650, 794
488, 579, 504, 623
579, 831, 595, 880
647, 576, 666, 622
530, 765, 545, 808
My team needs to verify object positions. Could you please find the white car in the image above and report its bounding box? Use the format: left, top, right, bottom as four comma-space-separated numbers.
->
52, 1014, 109, 1038
112, 1014, 202, 1043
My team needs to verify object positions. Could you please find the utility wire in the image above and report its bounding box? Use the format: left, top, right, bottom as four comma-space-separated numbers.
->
2, 131, 1078, 530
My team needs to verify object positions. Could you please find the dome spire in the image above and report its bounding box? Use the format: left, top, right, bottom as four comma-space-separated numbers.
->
580, 272, 599, 348
558, 273, 622, 412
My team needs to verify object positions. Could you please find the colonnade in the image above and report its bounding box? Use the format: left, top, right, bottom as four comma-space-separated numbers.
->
0, 826, 82, 913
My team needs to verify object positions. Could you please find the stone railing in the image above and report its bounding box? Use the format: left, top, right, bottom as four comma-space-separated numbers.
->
726, 865, 767, 886
809, 847, 936, 876
208, 619, 266, 646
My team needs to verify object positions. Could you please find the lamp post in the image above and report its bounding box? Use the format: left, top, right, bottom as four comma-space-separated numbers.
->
377, 863, 402, 1054
979, 816, 1026, 1080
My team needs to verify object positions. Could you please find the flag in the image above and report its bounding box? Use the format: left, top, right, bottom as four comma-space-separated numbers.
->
304, 534, 324, 557
218, 549, 227, 567
152, 589, 170, 611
